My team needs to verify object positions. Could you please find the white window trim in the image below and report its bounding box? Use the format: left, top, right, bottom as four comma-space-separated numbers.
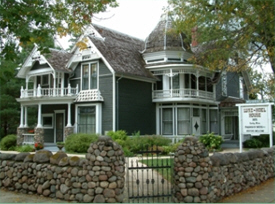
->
80, 61, 99, 91
42, 113, 54, 129
75, 103, 102, 134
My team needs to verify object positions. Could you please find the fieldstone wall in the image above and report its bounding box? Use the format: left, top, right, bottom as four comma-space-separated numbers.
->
0, 136, 125, 203
34, 127, 44, 144
173, 137, 274, 203
17, 127, 28, 145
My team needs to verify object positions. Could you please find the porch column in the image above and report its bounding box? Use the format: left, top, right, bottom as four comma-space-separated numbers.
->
61, 72, 64, 96
67, 103, 72, 127
24, 106, 28, 127
53, 74, 56, 96
196, 72, 199, 96
37, 103, 42, 128
19, 105, 24, 128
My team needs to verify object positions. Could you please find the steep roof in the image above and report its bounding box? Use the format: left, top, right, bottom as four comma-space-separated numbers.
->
143, 14, 190, 53
91, 24, 156, 80
46, 49, 73, 72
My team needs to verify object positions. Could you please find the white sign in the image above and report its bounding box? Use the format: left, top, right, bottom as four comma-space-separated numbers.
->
241, 106, 269, 135
236, 103, 273, 152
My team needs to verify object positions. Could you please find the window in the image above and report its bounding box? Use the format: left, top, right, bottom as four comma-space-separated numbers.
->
177, 108, 190, 135
42, 114, 53, 128
222, 71, 227, 96
210, 109, 218, 134
42, 75, 49, 86
77, 107, 96, 134
239, 77, 244, 99
201, 109, 207, 134
225, 117, 232, 134
81, 63, 97, 90
162, 108, 173, 135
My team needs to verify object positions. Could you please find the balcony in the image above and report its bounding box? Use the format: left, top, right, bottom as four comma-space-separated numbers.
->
153, 89, 215, 102
20, 84, 79, 98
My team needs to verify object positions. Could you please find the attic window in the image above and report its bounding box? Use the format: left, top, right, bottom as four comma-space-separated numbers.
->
167, 58, 181, 61
147, 58, 164, 63
82, 55, 91, 60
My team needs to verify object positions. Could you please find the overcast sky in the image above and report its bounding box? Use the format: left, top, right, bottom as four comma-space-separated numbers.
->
93, 0, 168, 40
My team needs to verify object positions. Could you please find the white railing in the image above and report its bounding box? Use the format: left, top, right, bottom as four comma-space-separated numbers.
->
153, 89, 215, 101
22, 134, 35, 145
75, 89, 104, 102
20, 84, 79, 98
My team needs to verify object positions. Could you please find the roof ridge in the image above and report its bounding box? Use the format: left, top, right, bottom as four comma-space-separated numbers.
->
93, 23, 145, 43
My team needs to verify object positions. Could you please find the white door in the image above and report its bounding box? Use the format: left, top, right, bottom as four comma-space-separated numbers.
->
192, 117, 201, 136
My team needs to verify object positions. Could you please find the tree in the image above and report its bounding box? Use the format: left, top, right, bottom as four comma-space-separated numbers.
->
248, 68, 274, 101
167, 0, 274, 73
0, 0, 118, 60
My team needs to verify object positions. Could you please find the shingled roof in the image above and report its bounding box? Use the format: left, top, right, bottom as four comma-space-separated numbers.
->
91, 24, 156, 80
45, 49, 73, 72
143, 14, 190, 53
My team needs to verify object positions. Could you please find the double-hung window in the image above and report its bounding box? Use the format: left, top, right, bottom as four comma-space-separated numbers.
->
82, 63, 97, 90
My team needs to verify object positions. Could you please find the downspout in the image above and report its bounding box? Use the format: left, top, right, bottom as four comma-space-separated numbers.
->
116, 75, 123, 130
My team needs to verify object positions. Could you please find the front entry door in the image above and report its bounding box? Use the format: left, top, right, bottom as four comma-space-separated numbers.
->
192, 117, 201, 136
55, 113, 64, 143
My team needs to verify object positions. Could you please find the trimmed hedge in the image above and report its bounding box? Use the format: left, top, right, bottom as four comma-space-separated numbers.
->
65, 133, 99, 153
0, 134, 17, 150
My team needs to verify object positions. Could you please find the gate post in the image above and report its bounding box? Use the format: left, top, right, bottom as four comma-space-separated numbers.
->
173, 137, 212, 203
86, 136, 125, 203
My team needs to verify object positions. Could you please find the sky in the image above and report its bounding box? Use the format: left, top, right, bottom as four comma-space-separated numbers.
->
93, 0, 168, 40
57, 0, 168, 48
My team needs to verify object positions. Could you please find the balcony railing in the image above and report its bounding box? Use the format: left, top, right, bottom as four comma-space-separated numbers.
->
153, 89, 215, 101
20, 84, 79, 98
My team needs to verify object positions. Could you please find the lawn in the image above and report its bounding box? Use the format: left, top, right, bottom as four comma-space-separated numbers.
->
140, 158, 174, 183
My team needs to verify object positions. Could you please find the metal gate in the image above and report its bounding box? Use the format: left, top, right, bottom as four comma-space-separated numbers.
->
126, 145, 173, 203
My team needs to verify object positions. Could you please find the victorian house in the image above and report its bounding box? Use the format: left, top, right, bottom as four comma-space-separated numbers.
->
16, 15, 251, 145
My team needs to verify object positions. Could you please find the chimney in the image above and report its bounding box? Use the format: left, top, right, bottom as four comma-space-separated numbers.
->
191, 26, 198, 47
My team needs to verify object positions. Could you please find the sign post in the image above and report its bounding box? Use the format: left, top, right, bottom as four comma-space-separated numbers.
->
236, 103, 273, 152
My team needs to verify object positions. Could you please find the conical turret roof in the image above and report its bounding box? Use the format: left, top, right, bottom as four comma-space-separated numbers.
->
143, 14, 190, 53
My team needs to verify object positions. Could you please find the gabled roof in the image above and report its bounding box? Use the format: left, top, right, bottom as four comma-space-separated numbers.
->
17, 46, 72, 78
90, 24, 156, 80
46, 49, 73, 72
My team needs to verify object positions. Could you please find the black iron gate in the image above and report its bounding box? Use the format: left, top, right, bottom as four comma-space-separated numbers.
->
126, 145, 173, 203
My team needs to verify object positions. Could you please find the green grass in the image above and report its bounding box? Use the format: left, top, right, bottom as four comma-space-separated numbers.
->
140, 158, 174, 183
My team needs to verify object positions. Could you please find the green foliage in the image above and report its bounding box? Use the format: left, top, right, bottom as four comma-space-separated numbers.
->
243, 134, 274, 148
107, 130, 128, 141
0, 0, 118, 60
168, 0, 274, 73
199, 132, 223, 151
127, 135, 172, 154
0, 134, 17, 150
65, 133, 99, 153
15, 145, 34, 152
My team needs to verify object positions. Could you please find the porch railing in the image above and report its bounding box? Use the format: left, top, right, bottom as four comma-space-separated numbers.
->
153, 88, 215, 101
22, 133, 35, 145
20, 84, 79, 98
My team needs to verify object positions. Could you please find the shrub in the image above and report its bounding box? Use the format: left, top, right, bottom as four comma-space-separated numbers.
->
0, 134, 17, 150
243, 138, 263, 148
16, 145, 35, 152
65, 133, 98, 153
199, 132, 223, 151
107, 130, 128, 141
127, 135, 171, 153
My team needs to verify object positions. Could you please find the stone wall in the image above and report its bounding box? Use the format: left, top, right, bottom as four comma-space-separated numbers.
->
0, 136, 125, 203
173, 137, 274, 203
